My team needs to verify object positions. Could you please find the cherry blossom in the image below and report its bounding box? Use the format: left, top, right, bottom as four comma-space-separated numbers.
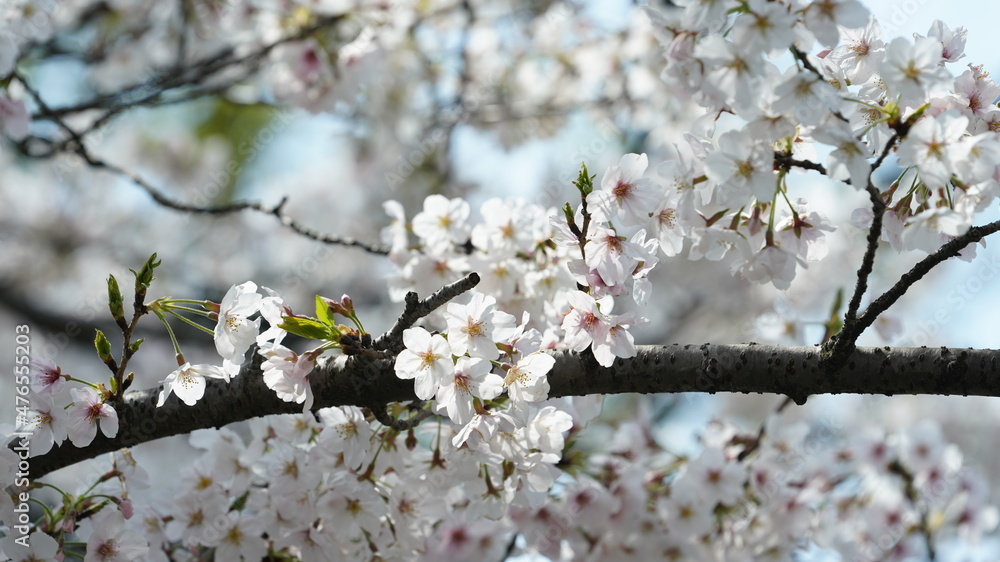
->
155, 363, 227, 407
704, 129, 776, 205
259, 342, 316, 411
411, 194, 472, 254
503, 352, 555, 405
214, 281, 262, 380
394, 327, 454, 400
802, 0, 869, 48
586, 153, 660, 227
444, 292, 515, 360
896, 110, 971, 189
827, 16, 885, 84
928, 20, 968, 63
29, 356, 66, 396
1, 530, 60, 562
677, 447, 747, 507
67, 387, 119, 447
880, 36, 952, 102
25, 393, 68, 456
436, 356, 504, 425
560, 290, 611, 354
314, 406, 374, 471
203, 512, 268, 561
813, 122, 873, 188
9, 3, 1000, 561
84, 509, 149, 562
730, 0, 797, 55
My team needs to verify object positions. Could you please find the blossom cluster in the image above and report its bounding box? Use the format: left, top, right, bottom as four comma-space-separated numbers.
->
6, 0, 1000, 560
639, 0, 1000, 278
4, 394, 996, 560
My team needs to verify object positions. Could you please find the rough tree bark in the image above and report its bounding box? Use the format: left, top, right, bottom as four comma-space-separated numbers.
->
26, 342, 1000, 479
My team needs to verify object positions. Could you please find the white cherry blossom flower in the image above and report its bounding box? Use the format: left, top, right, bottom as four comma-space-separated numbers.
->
657, 485, 715, 539
586, 153, 660, 227
561, 290, 611, 353
260, 342, 316, 412
677, 447, 747, 507
381, 199, 409, 258
880, 36, 951, 102
828, 16, 885, 84
256, 286, 292, 345
452, 407, 519, 451
25, 393, 68, 456
954, 65, 1000, 119
68, 387, 119, 447
29, 356, 66, 396
156, 363, 226, 407
901, 207, 970, 252
813, 122, 872, 188
730, 0, 797, 55
693, 34, 768, 114
704, 129, 776, 205
503, 352, 555, 404
444, 292, 515, 360
584, 225, 649, 289
592, 312, 639, 367
775, 199, 837, 262
315, 406, 374, 471
896, 110, 970, 190
650, 188, 689, 258
527, 406, 573, 455
411, 194, 471, 252
84, 508, 149, 562
214, 281, 262, 380
436, 356, 504, 425
471, 198, 547, 256
736, 242, 800, 290
802, 0, 868, 48
394, 327, 454, 400
203, 512, 267, 561
772, 67, 843, 127
2, 530, 60, 562
927, 20, 967, 63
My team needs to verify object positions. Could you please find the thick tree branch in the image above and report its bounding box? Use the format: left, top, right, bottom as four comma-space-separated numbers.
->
24, 343, 1000, 479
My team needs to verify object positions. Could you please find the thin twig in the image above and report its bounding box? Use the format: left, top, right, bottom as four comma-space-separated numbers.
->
773, 151, 827, 175
857, 219, 1000, 331
822, 134, 901, 370
372, 272, 481, 353
11, 72, 390, 256
42, 14, 345, 121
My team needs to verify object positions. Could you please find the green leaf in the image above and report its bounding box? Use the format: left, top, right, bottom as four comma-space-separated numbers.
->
316, 295, 334, 326
129, 338, 144, 353
107, 275, 125, 322
562, 202, 574, 225
572, 163, 595, 197
130, 253, 161, 294
278, 316, 337, 341
94, 329, 113, 362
